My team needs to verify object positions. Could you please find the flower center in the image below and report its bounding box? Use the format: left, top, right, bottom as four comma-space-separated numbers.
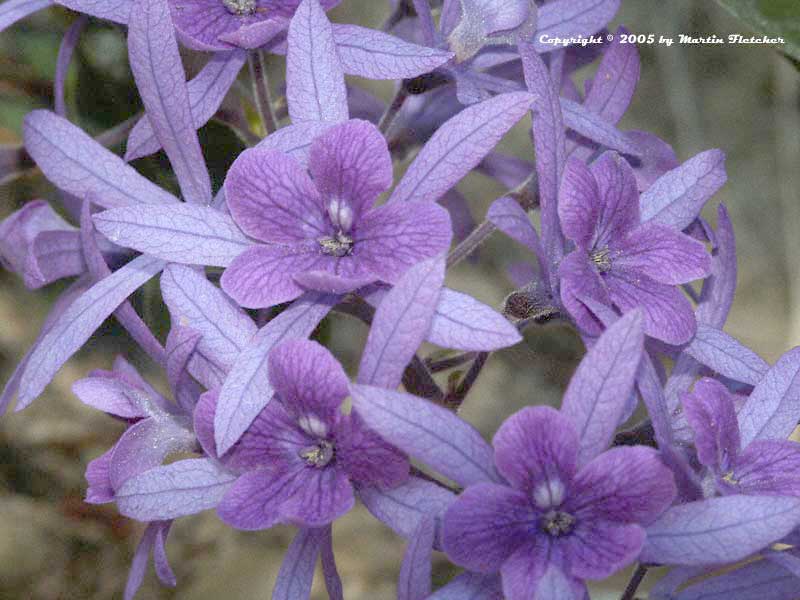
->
222, 0, 257, 15
721, 471, 739, 485
318, 231, 354, 257
540, 509, 576, 537
589, 247, 612, 273
299, 440, 335, 468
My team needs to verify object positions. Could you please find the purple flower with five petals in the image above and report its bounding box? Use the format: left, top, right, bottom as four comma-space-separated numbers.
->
558, 151, 712, 345
442, 406, 676, 600
168, 0, 340, 51
221, 119, 453, 308
211, 339, 409, 529
683, 378, 800, 499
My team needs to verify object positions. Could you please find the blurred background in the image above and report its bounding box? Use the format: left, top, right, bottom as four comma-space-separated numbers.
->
1, 1, 799, 598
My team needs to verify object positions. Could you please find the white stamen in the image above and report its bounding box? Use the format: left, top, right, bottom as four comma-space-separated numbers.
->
222, 0, 256, 15
327, 198, 354, 233
533, 478, 565, 509
298, 414, 328, 438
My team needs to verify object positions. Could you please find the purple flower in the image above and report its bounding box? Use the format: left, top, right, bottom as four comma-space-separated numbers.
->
442, 406, 676, 599
447, 0, 536, 63
0, 200, 125, 290
558, 151, 711, 345
0, 200, 84, 289
73, 342, 207, 600
76, 352, 198, 505
683, 377, 800, 498
220, 119, 453, 308
168, 0, 339, 51
214, 339, 408, 529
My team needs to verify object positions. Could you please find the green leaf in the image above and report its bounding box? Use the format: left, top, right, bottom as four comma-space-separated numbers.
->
716, 0, 800, 62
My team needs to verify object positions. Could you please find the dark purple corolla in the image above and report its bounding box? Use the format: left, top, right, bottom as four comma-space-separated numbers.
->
221, 119, 453, 308
558, 151, 711, 344
206, 339, 408, 529
442, 406, 676, 599
169, 0, 339, 51
684, 377, 800, 499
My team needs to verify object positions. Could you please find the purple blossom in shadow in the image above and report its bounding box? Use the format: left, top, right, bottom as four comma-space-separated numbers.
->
446, 0, 537, 64
221, 119, 452, 308
683, 377, 800, 499
422, 0, 620, 104
77, 353, 198, 506
212, 339, 409, 529
558, 151, 711, 344
442, 406, 676, 599
75, 340, 206, 600
1, 200, 85, 289
124, 520, 176, 600
0, 200, 125, 290
168, 0, 339, 51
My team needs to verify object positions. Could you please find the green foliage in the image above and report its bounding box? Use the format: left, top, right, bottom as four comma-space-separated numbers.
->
716, 0, 800, 62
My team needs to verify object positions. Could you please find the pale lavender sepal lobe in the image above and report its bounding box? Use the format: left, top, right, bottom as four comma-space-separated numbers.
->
128, 0, 212, 206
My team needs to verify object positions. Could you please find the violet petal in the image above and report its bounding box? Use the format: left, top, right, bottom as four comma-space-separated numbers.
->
160, 264, 257, 373
428, 288, 522, 352
737, 347, 800, 447
350, 384, 501, 486
126, 50, 247, 161
389, 92, 535, 204
23, 110, 179, 208
561, 309, 644, 465
215, 293, 335, 456
116, 458, 236, 521
357, 256, 444, 389
640, 149, 727, 231
128, 0, 212, 205
685, 325, 769, 387
520, 43, 565, 290
333, 25, 453, 80
359, 476, 455, 547
642, 495, 800, 566
0, 0, 52, 32
273, 528, 326, 600
533, 0, 620, 53
93, 204, 251, 267
286, 0, 348, 123
398, 516, 435, 600
56, 0, 131, 24
16, 255, 165, 407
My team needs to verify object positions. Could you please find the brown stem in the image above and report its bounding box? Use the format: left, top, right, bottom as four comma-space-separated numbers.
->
213, 108, 261, 147
381, 0, 415, 31
446, 173, 541, 269
426, 351, 477, 373
613, 419, 657, 448
247, 51, 277, 135
620, 564, 648, 600
94, 113, 142, 148
410, 466, 461, 494
446, 220, 497, 268
446, 351, 489, 408
378, 87, 409, 134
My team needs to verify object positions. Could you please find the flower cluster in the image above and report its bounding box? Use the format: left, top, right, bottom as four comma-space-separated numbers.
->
2, 0, 800, 598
